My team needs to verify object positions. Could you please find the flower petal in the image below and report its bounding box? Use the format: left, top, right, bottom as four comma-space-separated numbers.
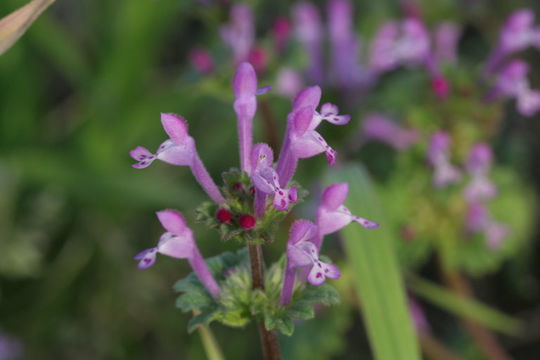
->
321, 262, 340, 280
157, 232, 194, 259
321, 183, 348, 211
160, 113, 189, 144
251, 143, 274, 171
289, 219, 317, 245
156, 209, 189, 235
291, 106, 315, 136
134, 248, 158, 269
307, 262, 326, 286
156, 139, 195, 166
287, 244, 312, 268
292, 86, 321, 111
130, 146, 156, 169
517, 89, 540, 116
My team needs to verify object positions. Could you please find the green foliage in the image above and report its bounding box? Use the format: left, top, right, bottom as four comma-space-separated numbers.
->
174, 249, 339, 336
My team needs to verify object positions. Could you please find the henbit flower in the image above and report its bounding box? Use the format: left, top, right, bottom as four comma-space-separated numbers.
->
463, 143, 497, 202
233, 62, 258, 174
293, 2, 324, 84
370, 18, 431, 74
485, 221, 508, 250
251, 143, 298, 214
314, 183, 379, 249
434, 22, 461, 65
362, 113, 418, 150
189, 48, 214, 74
280, 220, 341, 305
134, 210, 221, 299
430, 74, 451, 100
489, 60, 540, 117
427, 132, 462, 188
130, 113, 225, 204
220, 4, 255, 64
276, 86, 351, 187
328, 0, 365, 88
486, 10, 540, 72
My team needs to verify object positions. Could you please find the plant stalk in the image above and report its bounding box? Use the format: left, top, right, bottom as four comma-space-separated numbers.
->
247, 242, 281, 360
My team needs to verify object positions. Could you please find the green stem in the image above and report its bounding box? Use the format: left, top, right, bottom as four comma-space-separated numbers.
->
198, 325, 225, 360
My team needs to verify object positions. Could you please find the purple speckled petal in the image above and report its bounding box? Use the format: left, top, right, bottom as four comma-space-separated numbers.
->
250, 143, 274, 171
134, 248, 158, 269
130, 146, 156, 169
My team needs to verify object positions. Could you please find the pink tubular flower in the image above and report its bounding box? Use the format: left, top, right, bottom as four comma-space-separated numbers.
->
233, 62, 258, 174
463, 143, 497, 202
129, 113, 225, 204
362, 113, 418, 150
250, 143, 297, 212
370, 18, 431, 74
328, 0, 364, 88
490, 60, 540, 117
134, 210, 221, 299
293, 2, 324, 84
314, 183, 379, 249
220, 4, 254, 64
276, 86, 351, 187
280, 220, 341, 305
427, 132, 462, 188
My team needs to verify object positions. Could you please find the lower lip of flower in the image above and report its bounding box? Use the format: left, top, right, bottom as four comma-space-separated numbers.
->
239, 214, 256, 229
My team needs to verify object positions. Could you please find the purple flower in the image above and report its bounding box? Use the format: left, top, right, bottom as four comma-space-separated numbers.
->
434, 22, 461, 65
315, 183, 379, 248
233, 62, 258, 174
220, 4, 255, 64
275, 68, 304, 98
370, 18, 431, 74
130, 113, 225, 204
427, 132, 462, 188
293, 2, 324, 84
465, 203, 508, 250
280, 220, 340, 305
486, 10, 540, 72
273, 16, 291, 53
490, 60, 540, 117
408, 296, 430, 334
463, 143, 497, 202
276, 86, 350, 187
362, 113, 418, 150
250, 143, 297, 212
0, 332, 23, 360
328, 0, 365, 88
134, 210, 221, 298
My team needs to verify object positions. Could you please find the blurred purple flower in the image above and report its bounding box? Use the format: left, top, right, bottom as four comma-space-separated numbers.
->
276, 68, 304, 98
427, 132, 462, 188
465, 203, 508, 250
328, 0, 365, 88
130, 113, 225, 204
273, 16, 291, 53
463, 143, 497, 202
220, 4, 255, 64
489, 60, 540, 117
408, 296, 430, 334
0, 332, 23, 360
362, 113, 418, 150
370, 18, 431, 74
293, 2, 324, 84
134, 210, 221, 298
189, 48, 214, 74
434, 22, 461, 65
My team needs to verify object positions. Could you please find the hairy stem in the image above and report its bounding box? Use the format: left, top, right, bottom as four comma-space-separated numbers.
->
248, 243, 281, 360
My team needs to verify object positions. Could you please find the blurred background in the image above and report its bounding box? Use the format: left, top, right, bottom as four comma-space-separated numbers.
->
1, 0, 540, 359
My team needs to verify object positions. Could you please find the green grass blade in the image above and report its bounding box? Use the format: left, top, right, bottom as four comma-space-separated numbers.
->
408, 275, 522, 336
326, 164, 421, 360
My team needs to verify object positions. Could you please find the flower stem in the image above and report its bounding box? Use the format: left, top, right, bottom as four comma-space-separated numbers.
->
247, 242, 281, 360
198, 323, 225, 360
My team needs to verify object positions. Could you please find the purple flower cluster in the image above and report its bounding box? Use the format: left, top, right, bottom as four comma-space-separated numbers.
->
130, 62, 378, 303
426, 133, 507, 249
486, 9, 540, 116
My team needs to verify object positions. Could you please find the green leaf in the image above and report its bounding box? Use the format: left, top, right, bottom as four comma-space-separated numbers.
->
326, 165, 421, 360
187, 310, 219, 333
408, 275, 522, 336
